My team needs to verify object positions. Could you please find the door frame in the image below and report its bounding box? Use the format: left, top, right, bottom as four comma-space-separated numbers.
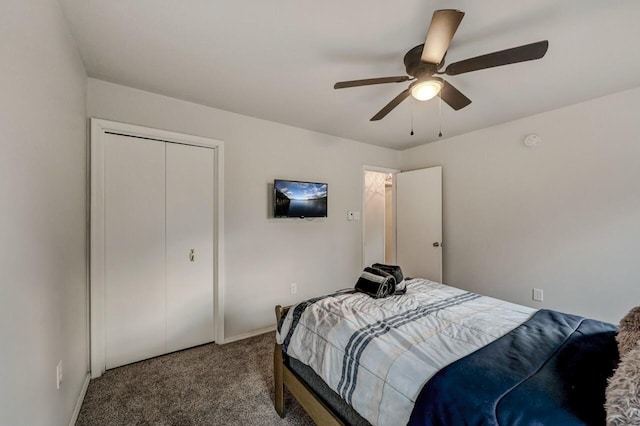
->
362, 165, 400, 268
90, 118, 225, 378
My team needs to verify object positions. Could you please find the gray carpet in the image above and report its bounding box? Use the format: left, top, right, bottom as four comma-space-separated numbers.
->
77, 332, 314, 425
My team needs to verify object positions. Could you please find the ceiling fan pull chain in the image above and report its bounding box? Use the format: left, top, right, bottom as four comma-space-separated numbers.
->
410, 100, 415, 136
438, 95, 443, 138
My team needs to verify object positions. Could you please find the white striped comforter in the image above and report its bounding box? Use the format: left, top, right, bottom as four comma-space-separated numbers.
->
276, 279, 536, 426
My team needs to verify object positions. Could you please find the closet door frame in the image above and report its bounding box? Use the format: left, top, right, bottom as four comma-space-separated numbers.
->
90, 118, 225, 378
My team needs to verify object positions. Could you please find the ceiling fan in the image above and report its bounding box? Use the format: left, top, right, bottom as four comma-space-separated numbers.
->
334, 9, 549, 121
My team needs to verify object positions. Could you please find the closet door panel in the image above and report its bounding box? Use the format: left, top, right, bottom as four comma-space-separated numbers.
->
166, 143, 215, 352
104, 134, 166, 369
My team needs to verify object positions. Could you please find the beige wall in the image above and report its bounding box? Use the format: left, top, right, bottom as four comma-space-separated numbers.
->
0, 0, 88, 424
86, 78, 401, 339
401, 87, 640, 323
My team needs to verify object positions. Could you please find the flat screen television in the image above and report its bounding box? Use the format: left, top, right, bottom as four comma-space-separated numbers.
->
273, 179, 328, 218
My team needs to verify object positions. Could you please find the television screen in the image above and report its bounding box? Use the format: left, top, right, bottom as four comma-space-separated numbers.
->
274, 179, 328, 218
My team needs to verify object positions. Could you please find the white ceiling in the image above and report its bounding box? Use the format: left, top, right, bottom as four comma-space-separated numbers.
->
59, 0, 640, 150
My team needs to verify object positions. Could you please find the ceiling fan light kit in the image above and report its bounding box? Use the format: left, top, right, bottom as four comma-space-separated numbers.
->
333, 9, 549, 123
410, 78, 443, 101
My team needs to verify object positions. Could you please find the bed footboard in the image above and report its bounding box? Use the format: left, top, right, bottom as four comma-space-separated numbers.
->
274, 304, 344, 425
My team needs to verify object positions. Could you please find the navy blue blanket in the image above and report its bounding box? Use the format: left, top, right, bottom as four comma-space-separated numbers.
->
408, 309, 618, 426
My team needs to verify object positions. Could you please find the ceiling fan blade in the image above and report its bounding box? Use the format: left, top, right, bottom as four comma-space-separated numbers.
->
370, 88, 411, 121
439, 80, 471, 110
444, 40, 549, 75
334, 76, 410, 89
421, 9, 465, 65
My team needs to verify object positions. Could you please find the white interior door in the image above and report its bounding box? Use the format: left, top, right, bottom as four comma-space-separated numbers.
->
104, 134, 166, 369
166, 143, 215, 352
396, 166, 443, 282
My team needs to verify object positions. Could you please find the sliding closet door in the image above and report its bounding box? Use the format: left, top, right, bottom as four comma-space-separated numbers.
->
104, 134, 166, 369
166, 143, 215, 352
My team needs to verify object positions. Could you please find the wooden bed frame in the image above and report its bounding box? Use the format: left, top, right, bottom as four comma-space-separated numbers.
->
274, 305, 345, 425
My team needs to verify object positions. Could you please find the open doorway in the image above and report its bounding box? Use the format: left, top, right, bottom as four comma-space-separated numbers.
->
363, 167, 397, 267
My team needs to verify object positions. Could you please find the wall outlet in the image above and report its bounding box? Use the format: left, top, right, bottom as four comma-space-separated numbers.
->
56, 360, 63, 389
532, 288, 544, 302
290, 283, 297, 295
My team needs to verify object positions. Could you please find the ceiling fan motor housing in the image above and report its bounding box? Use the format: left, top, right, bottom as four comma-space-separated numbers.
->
404, 44, 440, 79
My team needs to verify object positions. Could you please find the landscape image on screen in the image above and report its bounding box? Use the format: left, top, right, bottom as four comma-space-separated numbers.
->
274, 180, 327, 217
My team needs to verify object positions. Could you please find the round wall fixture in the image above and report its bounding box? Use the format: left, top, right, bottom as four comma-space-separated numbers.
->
523, 134, 541, 147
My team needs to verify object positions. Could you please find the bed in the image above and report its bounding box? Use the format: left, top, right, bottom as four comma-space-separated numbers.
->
274, 278, 618, 425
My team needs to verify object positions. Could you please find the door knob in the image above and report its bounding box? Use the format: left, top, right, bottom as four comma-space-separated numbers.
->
433, 242, 443, 247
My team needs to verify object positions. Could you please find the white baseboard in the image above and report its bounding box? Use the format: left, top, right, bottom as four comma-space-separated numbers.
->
69, 373, 90, 426
222, 325, 276, 344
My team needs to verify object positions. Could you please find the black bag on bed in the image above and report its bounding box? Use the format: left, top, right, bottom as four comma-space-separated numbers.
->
355, 267, 396, 298
371, 263, 406, 294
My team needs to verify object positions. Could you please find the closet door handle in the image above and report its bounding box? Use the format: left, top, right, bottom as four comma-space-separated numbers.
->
189, 249, 195, 262
433, 242, 443, 248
